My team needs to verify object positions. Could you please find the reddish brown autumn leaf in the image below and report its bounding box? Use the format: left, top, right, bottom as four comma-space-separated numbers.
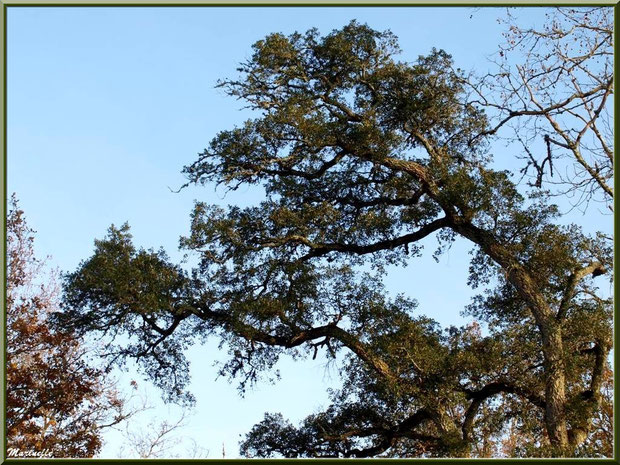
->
6, 196, 127, 458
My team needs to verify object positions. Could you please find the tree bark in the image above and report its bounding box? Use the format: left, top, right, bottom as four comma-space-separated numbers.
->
450, 219, 570, 453
540, 322, 569, 453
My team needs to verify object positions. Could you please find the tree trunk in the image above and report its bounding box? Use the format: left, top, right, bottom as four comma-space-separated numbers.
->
541, 324, 569, 454
450, 220, 571, 454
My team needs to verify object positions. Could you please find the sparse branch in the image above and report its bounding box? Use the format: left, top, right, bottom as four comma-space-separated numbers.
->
469, 80, 611, 145
473, 7, 614, 209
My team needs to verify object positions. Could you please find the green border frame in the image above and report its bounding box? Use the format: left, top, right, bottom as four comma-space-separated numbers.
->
0, 1, 616, 463
0, 0, 617, 5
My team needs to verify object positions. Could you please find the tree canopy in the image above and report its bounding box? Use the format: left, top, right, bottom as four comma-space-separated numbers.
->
58, 16, 613, 458
7, 197, 130, 458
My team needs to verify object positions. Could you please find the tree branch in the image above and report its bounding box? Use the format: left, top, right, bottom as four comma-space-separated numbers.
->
461, 381, 546, 442
300, 217, 449, 260
556, 262, 607, 321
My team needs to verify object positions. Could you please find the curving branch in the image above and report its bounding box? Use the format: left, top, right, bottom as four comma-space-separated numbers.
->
334, 408, 436, 458
300, 217, 449, 260
468, 79, 613, 146
196, 307, 398, 383
556, 261, 607, 321
461, 381, 545, 442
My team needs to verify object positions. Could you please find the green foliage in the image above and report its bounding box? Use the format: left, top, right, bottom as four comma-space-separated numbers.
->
59, 224, 199, 405
62, 20, 612, 457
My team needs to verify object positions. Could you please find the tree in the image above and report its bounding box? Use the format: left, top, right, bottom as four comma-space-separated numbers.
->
58, 20, 612, 457
6, 196, 131, 458
118, 410, 208, 459
470, 7, 613, 210
115, 384, 209, 460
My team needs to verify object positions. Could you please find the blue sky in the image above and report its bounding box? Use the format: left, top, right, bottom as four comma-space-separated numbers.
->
8, 6, 610, 459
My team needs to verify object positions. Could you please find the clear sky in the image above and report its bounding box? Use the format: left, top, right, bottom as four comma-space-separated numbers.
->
7, 6, 610, 459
